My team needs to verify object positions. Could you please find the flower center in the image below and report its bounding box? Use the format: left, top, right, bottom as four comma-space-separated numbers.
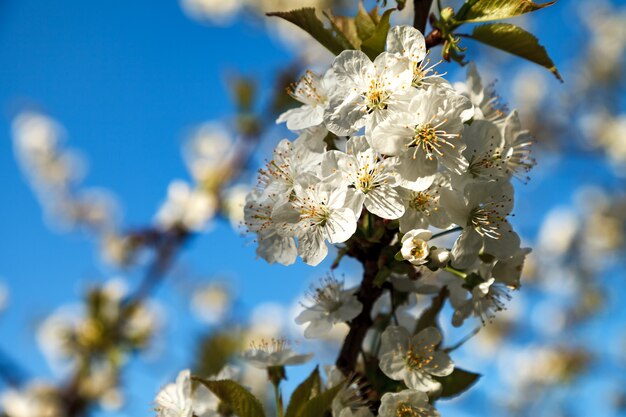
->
468, 153, 502, 179
411, 57, 442, 87
363, 81, 390, 113
307, 276, 344, 312
409, 191, 432, 212
469, 202, 508, 239
410, 239, 428, 259
409, 122, 457, 160
301, 203, 331, 227
396, 403, 428, 417
404, 345, 435, 370
288, 70, 325, 105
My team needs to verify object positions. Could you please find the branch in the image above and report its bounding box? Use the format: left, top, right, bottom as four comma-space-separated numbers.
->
413, 0, 434, 32
425, 27, 444, 49
336, 220, 396, 375
414, 287, 448, 334
335, 257, 384, 374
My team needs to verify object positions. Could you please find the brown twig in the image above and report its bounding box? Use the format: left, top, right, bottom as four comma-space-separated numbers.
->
413, 0, 434, 33
335, 221, 396, 374
425, 27, 444, 49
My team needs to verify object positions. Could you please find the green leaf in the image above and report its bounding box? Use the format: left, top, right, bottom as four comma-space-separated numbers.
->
394, 251, 404, 262
285, 367, 321, 417
195, 331, 243, 376
192, 378, 266, 417
434, 368, 481, 399
296, 382, 344, 417
457, 0, 555, 22
266, 8, 355, 56
468, 23, 562, 81
363, 356, 406, 394
324, 10, 362, 49
414, 288, 447, 334
360, 8, 394, 60
355, 3, 377, 42
374, 266, 392, 287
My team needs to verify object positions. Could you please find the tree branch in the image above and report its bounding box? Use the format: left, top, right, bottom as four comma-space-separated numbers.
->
413, 0, 434, 33
336, 219, 396, 375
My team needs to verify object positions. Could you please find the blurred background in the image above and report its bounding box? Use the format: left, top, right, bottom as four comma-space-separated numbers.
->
0, 0, 625, 416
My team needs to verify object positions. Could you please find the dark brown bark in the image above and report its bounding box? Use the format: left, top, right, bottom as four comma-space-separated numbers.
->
413, 0, 434, 32
335, 257, 384, 373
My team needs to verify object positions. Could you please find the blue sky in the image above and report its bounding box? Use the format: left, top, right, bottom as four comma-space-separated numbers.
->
1, 0, 625, 416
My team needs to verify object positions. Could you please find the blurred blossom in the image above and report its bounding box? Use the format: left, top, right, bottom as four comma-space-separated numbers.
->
99, 232, 137, 267
502, 345, 590, 389
155, 180, 217, 232
37, 278, 160, 370
222, 183, 249, 231
537, 208, 578, 257
248, 302, 288, 340
98, 389, 124, 411
579, 0, 626, 83
511, 67, 547, 121
242, 337, 312, 368
190, 283, 232, 324
12, 111, 82, 190
12, 111, 120, 235
530, 300, 567, 336
581, 112, 626, 172
0, 382, 63, 417
77, 362, 120, 406
183, 123, 236, 188
180, 0, 244, 25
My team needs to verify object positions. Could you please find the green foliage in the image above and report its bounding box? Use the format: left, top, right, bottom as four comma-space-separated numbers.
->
374, 266, 392, 287
433, 368, 481, 399
196, 331, 243, 377
469, 23, 562, 80
285, 367, 322, 417
364, 356, 406, 394
295, 382, 345, 417
359, 8, 394, 60
267, 5, 394, 59
414, 288, 447, 334
192, 378, 266, 417
455, 0, 555, 23
267, 8, 354, 55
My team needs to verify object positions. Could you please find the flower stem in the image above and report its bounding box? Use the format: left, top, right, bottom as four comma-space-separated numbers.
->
443, 265, 467, 279
273, 381, 284, 417
431, 226, 462, 240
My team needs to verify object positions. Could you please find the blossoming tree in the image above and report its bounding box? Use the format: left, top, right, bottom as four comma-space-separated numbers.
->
7, 0, 626, 417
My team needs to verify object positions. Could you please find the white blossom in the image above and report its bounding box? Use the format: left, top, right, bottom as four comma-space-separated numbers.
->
455, 63, 507, 123
244, 189, 298, 266
322, 136, 404, 219
1, 382, 62, 417
277, 69, 335, 131
449, 277, 512, 327
378, 389, 439, 417
398, 173, 452, 232
155, 370, 193, 417
379, 326, 454, 392
242, 338, 313, 368
501, 110, 536, 181
442, 181, 520, 268
370, 85, 472, 185
155, 181, 217, 232
324, 50, 413, 136
295, 276, 362, 338
273, 177, 358, 266
400, 229, 432, 266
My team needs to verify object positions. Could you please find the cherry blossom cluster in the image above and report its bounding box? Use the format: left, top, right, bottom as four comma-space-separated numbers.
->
245, 24, 533, 324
